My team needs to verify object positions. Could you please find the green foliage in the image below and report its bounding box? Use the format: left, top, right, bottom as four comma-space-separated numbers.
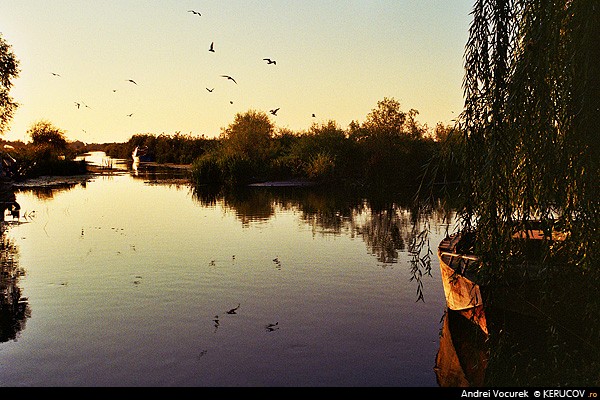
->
24, 157, 87, 178
266, 128, 304, 179
220, 110, 274, 162
288, 121, 355, 182
104, 132, 215, 164
361, 97, 407, 137
304, 152, 335, 181
6, 146, 86, 180
454, 0, 599, 275
0, 34, 20, 135
354, 97, 427, 141
188, 100, 436, 189
0, 120, 86, 180
190, 151, 224, 185
27, 120, 69, 153
191, 150, 256, 186
424, 1, 600, 386
419, 123, 463, 193
346, 98, 434, 188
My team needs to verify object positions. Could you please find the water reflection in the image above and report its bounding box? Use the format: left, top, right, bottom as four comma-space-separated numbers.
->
0, 151, 593, 386
20, 183, 83, 200
434, 309, 489, 387
0, 187, 29, 343
358, 207, 407, 263
435, 301, 600, 387
131, 163, 190, 186
192, 184, 445, 267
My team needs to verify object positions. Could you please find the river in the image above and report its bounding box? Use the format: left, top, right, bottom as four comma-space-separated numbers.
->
0, 152, 454, 387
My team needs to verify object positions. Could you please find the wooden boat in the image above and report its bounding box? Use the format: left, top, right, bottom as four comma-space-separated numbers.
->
438, 224, 567, 334
438, 232, 488, 334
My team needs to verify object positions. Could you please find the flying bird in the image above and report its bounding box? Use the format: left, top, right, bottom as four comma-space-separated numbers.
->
127, 79, 137, 85
74, 102, 81, 109
312, 113, 316, 118
126, 113, 133, 117
51, 72, 61, 77
270, 108, 280, 116
209, 42, 215, 52
263, 58, 276, 65
188, 10, 201, 16
206, 87, 214, 92
221, 75, 237, 84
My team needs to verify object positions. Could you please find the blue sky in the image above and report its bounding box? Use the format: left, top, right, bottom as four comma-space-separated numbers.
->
0, 1, 474, 143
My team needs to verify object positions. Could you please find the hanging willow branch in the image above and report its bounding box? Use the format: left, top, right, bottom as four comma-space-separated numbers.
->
452, 0, 599, 279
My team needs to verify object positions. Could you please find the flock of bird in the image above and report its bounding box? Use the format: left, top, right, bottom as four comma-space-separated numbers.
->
51, 74, 142, 119
189, 9, 318, 121
188, 9, 287, 118
49, 8, 319, 137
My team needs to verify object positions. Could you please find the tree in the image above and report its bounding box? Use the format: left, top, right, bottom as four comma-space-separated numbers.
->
410, 1, 600, 386
351, 97, 427, 141
0, 34, 20, 135
27, 120, 68, 155
220, 109, 274, 162
362, 97, 406, 137
455, 0, 599, 275
292, 120, 352, 182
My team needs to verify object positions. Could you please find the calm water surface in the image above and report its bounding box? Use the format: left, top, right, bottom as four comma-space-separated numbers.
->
0, 152, 452, 387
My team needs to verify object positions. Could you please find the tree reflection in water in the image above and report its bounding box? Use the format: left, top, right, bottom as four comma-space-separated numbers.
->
191, 183, 447, 268
0, 232, 29, 343
0, 191, 30, 343
187, 182, 598, 387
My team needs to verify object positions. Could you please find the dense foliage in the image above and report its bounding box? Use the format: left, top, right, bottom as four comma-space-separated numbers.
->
0, 34, 19, 136
423, 0, 600, 386
189, 98, 442, 190
451, 0, 599, 276
3, 120, 86, 179
104, 132, 217, 165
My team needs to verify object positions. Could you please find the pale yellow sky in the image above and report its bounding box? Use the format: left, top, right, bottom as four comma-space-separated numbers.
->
0, 1, 473, 144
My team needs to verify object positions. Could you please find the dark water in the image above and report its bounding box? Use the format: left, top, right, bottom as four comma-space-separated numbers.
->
0, 152, 454, 387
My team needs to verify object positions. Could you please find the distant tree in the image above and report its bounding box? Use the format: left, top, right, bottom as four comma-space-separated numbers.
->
348, 99, 432, 186
305, 120, 347, 150
7, 120, 86, 179
403, 108, 428, 140
0, 34, 20, 135
433, 122, 455, 143
292, 120, 352, 182
27, 120, 69, 157
220, 110, 274, 162
351, 97, 427, 141
362, 97, 407, 136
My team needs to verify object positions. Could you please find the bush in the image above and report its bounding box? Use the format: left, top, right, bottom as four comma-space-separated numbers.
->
304, 152, 335, 181
191, 152, 256, 186
191, 152, 223, 185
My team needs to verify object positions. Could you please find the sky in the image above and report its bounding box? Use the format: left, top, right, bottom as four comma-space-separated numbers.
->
0, 1, 474, 144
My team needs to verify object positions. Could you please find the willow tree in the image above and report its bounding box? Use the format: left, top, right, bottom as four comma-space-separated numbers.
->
423, 1, 600, 386
0, 34, 20, 135
455, 0, 599, 278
